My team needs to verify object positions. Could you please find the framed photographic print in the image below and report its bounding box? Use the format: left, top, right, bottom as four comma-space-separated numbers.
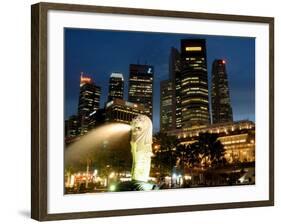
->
31, 2, 274, 221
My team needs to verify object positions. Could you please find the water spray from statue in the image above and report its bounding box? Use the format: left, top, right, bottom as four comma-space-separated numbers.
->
65, 123, 131, 166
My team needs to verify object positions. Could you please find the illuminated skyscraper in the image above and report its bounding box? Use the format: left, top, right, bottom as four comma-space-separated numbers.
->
169, 47, 182, 129
108, 72, 124, 102
160, 80, 173, 132
77, 73, 101, 135
180, 39, 210, 128
128, 64, 154, 120
211, 59, 233, 124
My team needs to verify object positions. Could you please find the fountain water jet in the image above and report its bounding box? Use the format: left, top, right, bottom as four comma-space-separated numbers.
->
65, 123, 131, 168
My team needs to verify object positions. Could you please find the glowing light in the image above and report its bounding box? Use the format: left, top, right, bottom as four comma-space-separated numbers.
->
106, 101, 114, 108
184, 175, 192, 180
70, 175, 75, 187
80, 73, 92, 85
222, 60, 226, 64
109, 172, 115, 179
109, 184, 116, 191
185, 46, 202, 51
89, 110, 97, 116
93, 169, 98, 176
120, 177, 131, 182
147, 67, 153, 74
154, 145, 160, 150
110, 72, 124, 80
165, 176, 171, 180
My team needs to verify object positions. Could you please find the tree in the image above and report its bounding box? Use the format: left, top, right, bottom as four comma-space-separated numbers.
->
185, 133, 226, 169
152, 132, 180, 176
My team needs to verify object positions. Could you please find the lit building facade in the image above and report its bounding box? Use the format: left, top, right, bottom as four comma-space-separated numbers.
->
167, 120, 255, 163
128, 64, 153, 120
180, 39, 210, 128
160, 80, 173, 132
105, 98, 145, 124
77, 73, 101, 135
108, 72, 124, 102
169, 47, 182, 129
211, 59, 233, 124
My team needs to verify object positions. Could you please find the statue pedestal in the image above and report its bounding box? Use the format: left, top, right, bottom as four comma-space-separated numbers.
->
116, 180, 158, 191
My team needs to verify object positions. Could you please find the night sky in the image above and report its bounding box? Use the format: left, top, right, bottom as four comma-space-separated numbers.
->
64, 28, 255, 133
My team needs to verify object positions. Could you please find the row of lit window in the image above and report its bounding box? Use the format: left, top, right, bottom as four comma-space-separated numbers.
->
220, 139, 247, 145
174, 124, 254, 139
224, 145, 255, 150
184, 91, 208, 96
182, 77, 199, 81
219, 133, 248, 140
182, 111, 209, 117
138, 84, 153, 88
182, 98, 209, 104
182, 87, 208, 92
129, 78, 153, 82
185, 57, 205, 61
193, 67, 207, 71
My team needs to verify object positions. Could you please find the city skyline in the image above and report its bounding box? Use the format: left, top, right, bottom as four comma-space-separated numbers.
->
64, 28, 255, 132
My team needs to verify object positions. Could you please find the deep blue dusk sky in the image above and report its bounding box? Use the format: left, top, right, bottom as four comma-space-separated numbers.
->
64, 28, 255, 133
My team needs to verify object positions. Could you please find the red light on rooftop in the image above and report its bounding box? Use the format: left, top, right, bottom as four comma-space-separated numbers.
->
80, 73, 92, 84
222, 60, 226, 64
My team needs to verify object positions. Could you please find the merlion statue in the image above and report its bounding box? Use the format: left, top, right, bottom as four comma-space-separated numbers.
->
130, 115, 153, 182
116, 115, 158, 191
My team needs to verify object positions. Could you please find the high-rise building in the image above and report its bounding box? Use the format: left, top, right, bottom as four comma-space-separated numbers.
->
77, 73, 101, 135
65, 115, 78, 138
108, 72, 124, 102
180, 39, 210, 128
160, 80, 173, 132
169, 47, 182, 129
128, 64, 154, 120
211, 59, 233, 124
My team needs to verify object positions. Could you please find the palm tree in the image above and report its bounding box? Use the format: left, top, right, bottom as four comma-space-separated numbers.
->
185, 132, 226, 169
152, 132, 179, 177
182, 133, 226, 186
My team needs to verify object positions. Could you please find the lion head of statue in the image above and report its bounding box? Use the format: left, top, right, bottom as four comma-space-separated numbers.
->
130, 115, 152, 145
